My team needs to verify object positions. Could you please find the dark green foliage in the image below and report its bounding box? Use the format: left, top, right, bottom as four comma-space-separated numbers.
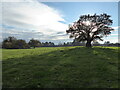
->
2, 36, 30, 49
66, 13, 114, 47
41, 42, 54, 47
28, 39, 41, 48
2, 36, 17, 49
15, 39, 30, 49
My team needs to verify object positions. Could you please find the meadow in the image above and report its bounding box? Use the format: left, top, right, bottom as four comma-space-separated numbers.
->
2, 46, 119, 88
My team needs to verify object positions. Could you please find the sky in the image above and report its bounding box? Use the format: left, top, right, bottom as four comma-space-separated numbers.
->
0, 0, 119, 44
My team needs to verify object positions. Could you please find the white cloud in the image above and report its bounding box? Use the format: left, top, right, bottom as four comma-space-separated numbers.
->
1, 0, 118, 44
112, 26, 120, 31
1, 0, 68, 42
110, 34, 118, 36
1, 0, 35, 2
104, 37, 118, 43
98, 37, 118, 44
1, 0, 119, 2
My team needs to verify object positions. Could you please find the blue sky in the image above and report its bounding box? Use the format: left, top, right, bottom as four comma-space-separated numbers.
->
43, 2, 118, 26
42, 2, 118, 43
1, 0, 118, 44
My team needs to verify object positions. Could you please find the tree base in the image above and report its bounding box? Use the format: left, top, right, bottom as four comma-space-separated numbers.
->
86, 41, 92, 47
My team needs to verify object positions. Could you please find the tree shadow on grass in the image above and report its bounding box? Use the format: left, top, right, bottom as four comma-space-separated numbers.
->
2, 47, 119, 88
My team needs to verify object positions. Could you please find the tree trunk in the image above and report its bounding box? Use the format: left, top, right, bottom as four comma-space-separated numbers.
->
86, 40, 92, 47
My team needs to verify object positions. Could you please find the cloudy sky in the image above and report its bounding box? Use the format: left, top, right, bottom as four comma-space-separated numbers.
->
0, 0, 119, 44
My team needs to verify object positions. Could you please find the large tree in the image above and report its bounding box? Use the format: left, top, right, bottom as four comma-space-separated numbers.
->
66, 13, 114, 47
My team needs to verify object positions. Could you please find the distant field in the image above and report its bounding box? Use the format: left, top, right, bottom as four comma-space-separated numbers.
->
2, 46, 119, 88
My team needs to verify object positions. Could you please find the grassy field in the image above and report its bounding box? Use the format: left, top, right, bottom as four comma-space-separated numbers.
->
2, 46, 119, 88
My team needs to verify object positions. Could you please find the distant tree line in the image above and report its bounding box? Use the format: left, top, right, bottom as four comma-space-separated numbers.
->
58, 41, 120, 47
1, 36, 120, 49
2, 37, 30, 49
1, 36, 56, 49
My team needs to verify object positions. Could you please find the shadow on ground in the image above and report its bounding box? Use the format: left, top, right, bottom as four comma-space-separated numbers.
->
2, 47, 119, 88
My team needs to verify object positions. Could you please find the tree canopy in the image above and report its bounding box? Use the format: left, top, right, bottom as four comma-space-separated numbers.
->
28, 39, 41, 48
66, 13, 114, 47
2, 36, 29, 49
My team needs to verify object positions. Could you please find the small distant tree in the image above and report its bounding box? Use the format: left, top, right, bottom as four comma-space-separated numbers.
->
104, 41, 110, 44
48, 42, 54, 46
66, 13, 114, 47
2, 36, 17, 49
15, 39, 30, 49
44, 42, 49, 46
28, 39, 41, 48
93, 41, 100, 46
104, 41, 110, 46
2, 36, 30, 49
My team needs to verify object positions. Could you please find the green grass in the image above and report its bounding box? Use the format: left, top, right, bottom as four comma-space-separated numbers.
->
2, 46, 119, 88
